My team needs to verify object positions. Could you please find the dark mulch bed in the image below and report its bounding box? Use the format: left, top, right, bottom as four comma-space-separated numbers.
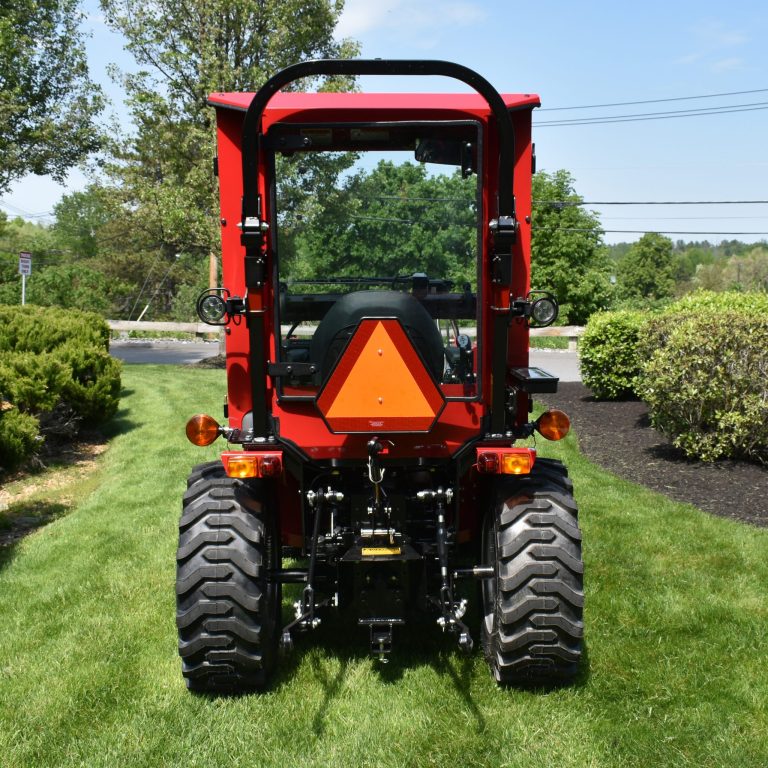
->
539, 383, 768, 527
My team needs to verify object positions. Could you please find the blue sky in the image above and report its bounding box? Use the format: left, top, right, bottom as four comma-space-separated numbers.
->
5, 0, 768, 244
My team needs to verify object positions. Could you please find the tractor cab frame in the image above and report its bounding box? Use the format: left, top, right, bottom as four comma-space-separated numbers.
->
178, 60, 583, 693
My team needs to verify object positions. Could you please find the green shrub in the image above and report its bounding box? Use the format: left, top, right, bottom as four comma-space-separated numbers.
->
0, 305, 121, 472
636, 292, 768, 367
0, 352, 71, 413
0, 409, 40, 473
579, 310, 647, 399
57, 344, 122, 425
0, 305, 109, 353
637, 309, 768, 462
668, 290, 768, 315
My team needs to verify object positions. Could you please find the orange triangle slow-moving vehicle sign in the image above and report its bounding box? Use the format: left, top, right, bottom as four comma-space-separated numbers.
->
316, 319, 445, 433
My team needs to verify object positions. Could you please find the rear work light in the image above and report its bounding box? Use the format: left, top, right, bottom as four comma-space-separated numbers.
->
476, 447, 535, 475
221, 451, 283, 479
185, 414, 221, 446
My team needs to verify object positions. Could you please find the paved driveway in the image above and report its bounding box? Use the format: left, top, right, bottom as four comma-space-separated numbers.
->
111, 340, 581, 381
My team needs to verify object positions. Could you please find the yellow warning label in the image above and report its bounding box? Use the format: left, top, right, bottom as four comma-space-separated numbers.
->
361, 547, 402, 557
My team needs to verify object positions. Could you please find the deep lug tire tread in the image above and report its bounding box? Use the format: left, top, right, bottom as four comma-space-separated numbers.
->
482, 459, 584, 685
176, 462, 279, 693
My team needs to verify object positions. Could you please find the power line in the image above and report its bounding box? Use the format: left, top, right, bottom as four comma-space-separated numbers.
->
360, 195, 469, 204
535, 102, 768, 127
534, 227, 768, 235
0, 199, 53, 219
353, 192, 768, 207
533, 199, 768, 206
600, 216, 768, 221
539, 86, 768, 112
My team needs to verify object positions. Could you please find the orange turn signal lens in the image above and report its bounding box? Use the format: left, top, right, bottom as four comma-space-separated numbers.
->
536, 409, 571, 441
502, 451, 534, 475
185, 414, 220, 446
226, 456, 260, 478
221, 451, 283, 479
476, 447, 535, 475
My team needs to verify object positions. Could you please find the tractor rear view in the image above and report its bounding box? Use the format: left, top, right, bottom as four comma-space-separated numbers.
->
179, 60, 583, 693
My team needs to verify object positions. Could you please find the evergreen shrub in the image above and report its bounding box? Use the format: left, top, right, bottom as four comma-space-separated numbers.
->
0, 306, 121, 472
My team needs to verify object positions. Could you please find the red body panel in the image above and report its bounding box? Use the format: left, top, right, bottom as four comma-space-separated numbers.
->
212, 91, 537, 446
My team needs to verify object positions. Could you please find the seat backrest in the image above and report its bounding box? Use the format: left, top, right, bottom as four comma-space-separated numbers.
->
309, 291, 445, 381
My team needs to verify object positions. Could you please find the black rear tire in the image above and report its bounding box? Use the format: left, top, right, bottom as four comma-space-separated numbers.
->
176, 461, 281, 693
481, 458, 584, 685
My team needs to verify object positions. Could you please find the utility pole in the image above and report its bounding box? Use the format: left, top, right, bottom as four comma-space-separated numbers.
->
209, 250, 218, 290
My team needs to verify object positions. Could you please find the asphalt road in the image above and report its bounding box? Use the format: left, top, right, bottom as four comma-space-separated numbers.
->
110, 340, 581, 381
110, 340, 221, 365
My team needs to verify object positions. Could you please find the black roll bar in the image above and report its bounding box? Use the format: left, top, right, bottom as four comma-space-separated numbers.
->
240, 59, 517, 230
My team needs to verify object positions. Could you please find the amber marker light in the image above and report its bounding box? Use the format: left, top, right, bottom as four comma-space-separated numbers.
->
502, 451, 534, 475
536, 409, 571, 441
476, 447, 535, 475
221, 451, 283, 479
185, 414, 221, 446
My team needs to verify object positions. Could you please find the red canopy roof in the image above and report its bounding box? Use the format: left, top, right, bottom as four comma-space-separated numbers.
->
208, 91, 540, 115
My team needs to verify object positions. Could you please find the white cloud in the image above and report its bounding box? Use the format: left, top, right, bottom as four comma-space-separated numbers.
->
676, 52, 703, 65
711, 57, 745, 73
692, 19, 748, 49
336, 0, 487, 40
335, 0, 402, 38
679, 18, 748, 72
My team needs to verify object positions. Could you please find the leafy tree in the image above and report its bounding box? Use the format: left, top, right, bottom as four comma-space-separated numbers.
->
99, 0, 359, 262
25, 263, 116, 313
725, 247, 768, 292
689, 245, 768, 293
530, 170, 611, 324
616, 232, 676, 302
0, 213, 132, 315
0, 0, 103, 192
52, 185, 112, 261
288, 160, 477, 286
0, 217, 58, 305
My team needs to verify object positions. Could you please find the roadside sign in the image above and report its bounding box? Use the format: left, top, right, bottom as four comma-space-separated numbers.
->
19, 252, 32, 276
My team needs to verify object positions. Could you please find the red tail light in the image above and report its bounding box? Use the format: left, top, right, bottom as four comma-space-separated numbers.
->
476, 447, 535, 475
221, 451, 283, 479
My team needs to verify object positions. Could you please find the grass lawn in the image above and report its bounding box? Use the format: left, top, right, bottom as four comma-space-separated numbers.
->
1, 365, 767, 767
529, 336, 570, 350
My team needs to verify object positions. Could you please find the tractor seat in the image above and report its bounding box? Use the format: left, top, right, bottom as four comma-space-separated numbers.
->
309, 291, 445, 382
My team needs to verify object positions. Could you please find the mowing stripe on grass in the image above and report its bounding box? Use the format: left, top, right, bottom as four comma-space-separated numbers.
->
0, 365, 767, 767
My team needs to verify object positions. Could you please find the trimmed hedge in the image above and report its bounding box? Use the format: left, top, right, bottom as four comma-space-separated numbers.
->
579, 310, 647, 399
578, 291, 768, 463
665, 290, 768, 316
0, 306, 121, 473
0, 409, 39, 471
0, 305, 110, 353
637, 304, 768, 463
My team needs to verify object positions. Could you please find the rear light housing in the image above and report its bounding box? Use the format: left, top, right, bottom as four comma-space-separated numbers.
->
475, 447, 535, 475
221, 451, 283, 479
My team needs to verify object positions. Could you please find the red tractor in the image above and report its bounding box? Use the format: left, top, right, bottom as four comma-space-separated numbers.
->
180, 60, 583, 692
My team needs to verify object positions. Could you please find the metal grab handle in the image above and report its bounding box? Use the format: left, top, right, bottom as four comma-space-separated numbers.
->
241, 58, 517, 223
